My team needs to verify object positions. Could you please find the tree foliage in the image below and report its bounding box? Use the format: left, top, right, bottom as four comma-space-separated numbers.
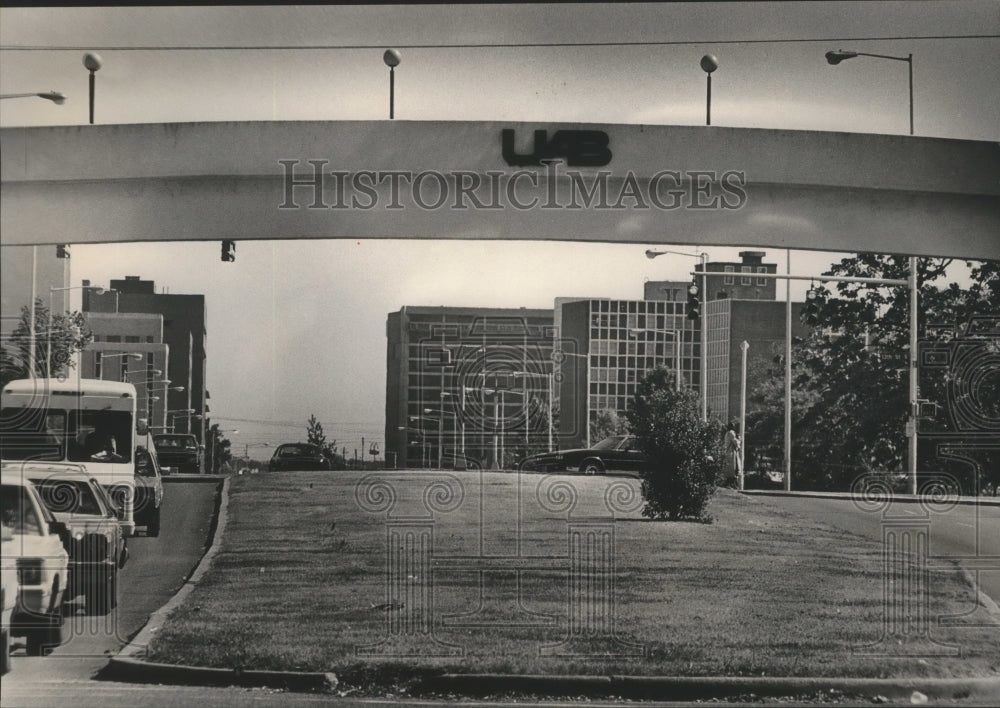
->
207, 423, 232, 474
627, 367, 723, 521
306, 414, 327, 449
747, 255, 999, 493
1, 299, 93, 387
589, 408, 629, 444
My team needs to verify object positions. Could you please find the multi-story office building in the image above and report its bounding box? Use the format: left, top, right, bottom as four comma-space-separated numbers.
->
385, 306, 555, 469
704, 298, 811, 425
79, 312, 171, 431
83, 277, 207, 444
695, 250, 778, 301
557, 297, 697, 449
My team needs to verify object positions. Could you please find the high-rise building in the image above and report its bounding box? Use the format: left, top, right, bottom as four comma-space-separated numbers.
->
704, 298, 810, 425
83, 276, 207, 444
385, 306, 555, 469
557, 297, 696, 449
79, 312, 171, 431
695, 250, 778, 301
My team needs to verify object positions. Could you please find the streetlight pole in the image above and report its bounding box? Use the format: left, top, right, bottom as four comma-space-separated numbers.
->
83, 53, 102, 125
383, 49, 401, 119
646, 249, 708, 420
739, 340, 749, 491
825, 50, 914, 135
700, 55, 719, 126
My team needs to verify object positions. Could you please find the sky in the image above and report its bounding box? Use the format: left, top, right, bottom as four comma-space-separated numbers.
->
1, 3, 997, 458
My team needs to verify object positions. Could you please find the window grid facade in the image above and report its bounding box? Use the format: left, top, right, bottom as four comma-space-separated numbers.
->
560, 298, 698, 448
387, 307, 555, 469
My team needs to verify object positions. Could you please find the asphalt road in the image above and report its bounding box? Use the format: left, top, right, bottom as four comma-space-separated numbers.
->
2, 479, 221, 688
747, 494, 1000, 608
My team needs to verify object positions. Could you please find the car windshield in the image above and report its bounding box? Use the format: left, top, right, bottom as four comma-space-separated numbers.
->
277, 444, 315, 457
30, 477, 105, 516
591, 435, 628, 451
0, 484, 44, 536
154, 435, 197, 449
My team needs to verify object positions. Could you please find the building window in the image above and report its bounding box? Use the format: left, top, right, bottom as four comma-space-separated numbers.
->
106, 335, 122, 343
756, 266, 768, 286
724, 265, 735, 285
94, 352, 103, 379
146, 336, 154, 343
741, 266, 752, 285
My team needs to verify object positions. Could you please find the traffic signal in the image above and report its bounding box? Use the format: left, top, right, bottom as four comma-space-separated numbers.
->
56, 244, 70, 259
221, 240, 236, 262
686, 282, 701, 321
801, 286, 826, 326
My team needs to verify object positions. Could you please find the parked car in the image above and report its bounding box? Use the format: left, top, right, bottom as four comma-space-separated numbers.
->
1, 522, 17, 673
518, 435, 645, 475
132, 445, 164, 537
22, 464, 128, 615
152, 434, 202, 475
0, 469, 70, 656
269, 443, 331, 471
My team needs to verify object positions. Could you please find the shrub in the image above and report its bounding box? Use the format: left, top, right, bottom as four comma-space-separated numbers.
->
626, 367, 724, 521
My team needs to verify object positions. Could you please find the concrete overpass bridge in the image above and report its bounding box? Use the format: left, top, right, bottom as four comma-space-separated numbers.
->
1, 121, 997, 259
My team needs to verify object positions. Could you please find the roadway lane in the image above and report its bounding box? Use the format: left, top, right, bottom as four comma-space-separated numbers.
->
2, 479, 221, 687
747, 494, 1000, 606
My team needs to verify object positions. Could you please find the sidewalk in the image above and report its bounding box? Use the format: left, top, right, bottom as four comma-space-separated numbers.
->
742, 488, 1000, 506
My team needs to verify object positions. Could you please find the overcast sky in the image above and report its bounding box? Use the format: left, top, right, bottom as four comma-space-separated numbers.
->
1, 3, 997, 456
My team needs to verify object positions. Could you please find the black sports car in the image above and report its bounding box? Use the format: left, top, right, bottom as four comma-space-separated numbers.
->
518, 435, 644, 475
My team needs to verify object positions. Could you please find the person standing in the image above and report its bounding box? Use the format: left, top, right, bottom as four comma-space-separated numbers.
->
724, 422, 742, 487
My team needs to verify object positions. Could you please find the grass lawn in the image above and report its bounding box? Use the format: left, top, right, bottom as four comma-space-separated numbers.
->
147, 469, 998, 689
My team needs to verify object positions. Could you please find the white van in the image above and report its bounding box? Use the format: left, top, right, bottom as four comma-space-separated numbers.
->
0, 379, 142, 536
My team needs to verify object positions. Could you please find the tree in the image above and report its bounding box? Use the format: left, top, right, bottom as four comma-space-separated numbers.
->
747, 255, 999, 492
626, 367, 723, 521
207, 423, 232, 474
589, 408, 629, 444
1, 299, 93, 388
306, 414, 327, 449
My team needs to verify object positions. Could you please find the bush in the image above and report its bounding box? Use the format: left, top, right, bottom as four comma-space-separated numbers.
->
626, 367, 724, 521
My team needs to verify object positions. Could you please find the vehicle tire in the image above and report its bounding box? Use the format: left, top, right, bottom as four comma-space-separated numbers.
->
579, 459, 604, 475
147, 505, 161, 537
1, 627, 10, 675
87, 570, 117, 616
25, 614, 63, 657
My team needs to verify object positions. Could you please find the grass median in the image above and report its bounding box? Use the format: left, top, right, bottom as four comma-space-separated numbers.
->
147, 469, 998, 689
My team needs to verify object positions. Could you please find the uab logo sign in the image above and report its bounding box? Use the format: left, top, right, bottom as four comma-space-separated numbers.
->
501, 128, 612, 167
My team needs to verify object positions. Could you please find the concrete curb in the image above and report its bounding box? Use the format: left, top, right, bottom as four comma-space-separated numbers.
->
417, 673, 1000, 701
741, 489, 1000, 506
105, 656, 337, 692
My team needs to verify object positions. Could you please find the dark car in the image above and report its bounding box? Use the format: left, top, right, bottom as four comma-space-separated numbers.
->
152, 434, 202, 475
132, 445, 164, 537
518, 435, 644, 475
269, 443, 331, 472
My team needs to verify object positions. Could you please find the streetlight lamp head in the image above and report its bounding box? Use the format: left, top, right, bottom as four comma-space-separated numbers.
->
383, 49, 401, 68
83, 53, 103, 72
825, 50, 858, 65
645, 249, 662, 259
40, 91, 66, 105
700, 54, 719, 74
